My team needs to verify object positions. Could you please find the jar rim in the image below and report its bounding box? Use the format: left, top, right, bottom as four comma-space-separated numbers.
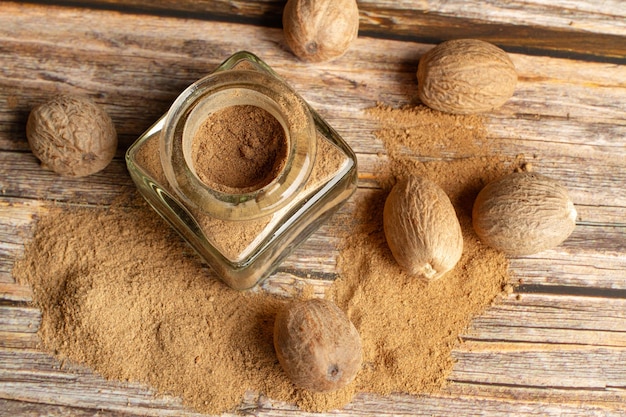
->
161, 69, 316, 221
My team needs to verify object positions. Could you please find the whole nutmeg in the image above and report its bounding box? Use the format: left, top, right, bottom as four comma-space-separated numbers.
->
283, 0, 359, 62
472, 172, 577, 256
273, 298, 362, 392
26, 94, 117, 177
383, 176, 463, 281
417, 39, 517, 114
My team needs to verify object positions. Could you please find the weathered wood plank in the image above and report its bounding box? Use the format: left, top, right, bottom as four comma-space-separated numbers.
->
23, 0, 626, 37
0, 399, 165, 417
0, 154, 134, 203
0, 306, 40, 334
348, 391, 626, 417
2, 147, 626, 217
443, 384, 626, 414
510, 254, 626, 289
5, 134, 625, 213
465, 293, 626, 347
0, 331, 38, 350
368, 0, 626, 36
466, 324, 626, 349
452, 344, 626, 389
2, 346, 626, 416
0, 283, 33, 302
19, 0, 626, 60
0, 351, 210, 417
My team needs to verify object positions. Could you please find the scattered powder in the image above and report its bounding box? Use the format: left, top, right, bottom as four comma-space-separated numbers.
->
328, 103, 523, 396
13, 103, 523, 414
13, 199, 295, 414
372, 103, 486, 159
191, 104, 288, 193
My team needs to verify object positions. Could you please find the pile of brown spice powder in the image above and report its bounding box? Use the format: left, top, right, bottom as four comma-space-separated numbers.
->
191, 104, 288, 193
13, 103, 523, 414
13, 199, 296, 414
327, 104, 523, 398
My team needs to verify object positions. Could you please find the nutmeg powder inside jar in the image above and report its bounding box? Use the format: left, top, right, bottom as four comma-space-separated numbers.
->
135, 124, 347, 263
191, 105, 288, 193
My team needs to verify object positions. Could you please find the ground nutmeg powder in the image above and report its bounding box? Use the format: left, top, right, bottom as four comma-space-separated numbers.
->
191, 104, 288, 193
13, 103, 523, 413
134, 112, 347, 263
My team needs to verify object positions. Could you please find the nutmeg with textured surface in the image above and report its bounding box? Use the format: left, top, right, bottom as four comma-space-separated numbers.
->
273, 298, 362, 392
26, 94, 117, 177
383, 176, 463, 281
472, 172, 577, 256
283, 0, 359, 62
417, 39, 517, 114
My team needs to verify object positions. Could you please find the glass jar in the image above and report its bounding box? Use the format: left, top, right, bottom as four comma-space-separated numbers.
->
125, 51, 357, 290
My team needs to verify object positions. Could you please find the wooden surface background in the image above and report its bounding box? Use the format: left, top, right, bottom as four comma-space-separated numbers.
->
1, 1, 625, 416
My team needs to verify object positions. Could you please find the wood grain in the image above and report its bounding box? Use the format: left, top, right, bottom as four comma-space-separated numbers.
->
0, 1, 625, 416
20, 0, 626, 61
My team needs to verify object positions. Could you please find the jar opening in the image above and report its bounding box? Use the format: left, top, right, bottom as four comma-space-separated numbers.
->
187, 103, 289, 194
161, 69, 316, 221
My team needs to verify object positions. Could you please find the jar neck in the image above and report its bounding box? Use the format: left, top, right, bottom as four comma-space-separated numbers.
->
160, 69, 316, 221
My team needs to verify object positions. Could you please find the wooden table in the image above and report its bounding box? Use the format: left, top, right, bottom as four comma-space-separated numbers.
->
1, 1, 625, 415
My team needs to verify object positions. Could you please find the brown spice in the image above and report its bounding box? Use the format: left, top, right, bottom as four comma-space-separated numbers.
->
136, 134, 272, 261
13, 201, 293, 414
135, 129, 346, 262
327, 104, 523, 397
13, 103, 523, 414
370, 103, 487, 159
191, 105, 288, 193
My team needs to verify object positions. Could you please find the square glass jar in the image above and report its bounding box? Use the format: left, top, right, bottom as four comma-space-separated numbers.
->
126, 51, 357, 290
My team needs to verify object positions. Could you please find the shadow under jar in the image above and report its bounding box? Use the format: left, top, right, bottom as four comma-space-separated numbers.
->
126, 51, 357, 290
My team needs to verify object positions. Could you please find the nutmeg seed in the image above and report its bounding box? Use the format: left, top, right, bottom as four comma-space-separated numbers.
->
383, 176, 463, 281
273, 298, 362, 392
26, 94, 117, 177
282, 0, 359, 63
417, 39, 517, 114
472, 172, 577, 256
